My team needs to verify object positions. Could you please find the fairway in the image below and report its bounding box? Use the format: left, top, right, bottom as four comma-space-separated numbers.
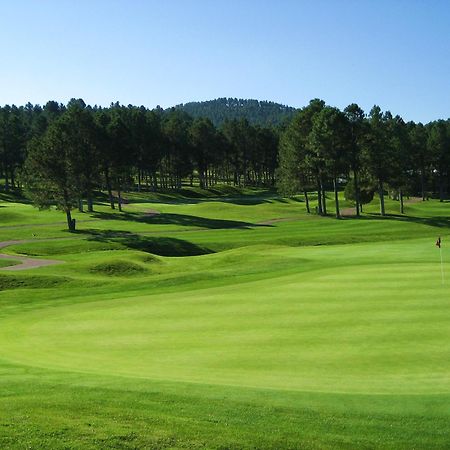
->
1, 239, 449, 396
1, 192, 450, 449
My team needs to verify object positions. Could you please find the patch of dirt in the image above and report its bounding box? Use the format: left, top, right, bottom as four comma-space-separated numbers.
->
0, 240, 64, 271
340, 207, 357, 217
144, 209, 161, 217
405, 197, 423, 204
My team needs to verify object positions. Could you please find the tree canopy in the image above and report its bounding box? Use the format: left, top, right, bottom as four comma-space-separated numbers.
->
0, 97, 449, 230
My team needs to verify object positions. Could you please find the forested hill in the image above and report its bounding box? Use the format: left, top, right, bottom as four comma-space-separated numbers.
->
173, 98, 296, 126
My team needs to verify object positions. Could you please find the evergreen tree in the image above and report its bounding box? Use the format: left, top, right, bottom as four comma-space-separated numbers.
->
344, 104, 365, 216
363, 106, 393, 216
277, 99, 325, 214
23, 118, 78, 231
428, 120, 450, 202
310, 107, 350, 218
408, 122, 429, 201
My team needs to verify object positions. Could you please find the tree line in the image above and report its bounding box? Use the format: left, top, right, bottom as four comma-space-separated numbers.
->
277, 99, 450, 218
0, 99, 278, 230
0, 98, 449, 230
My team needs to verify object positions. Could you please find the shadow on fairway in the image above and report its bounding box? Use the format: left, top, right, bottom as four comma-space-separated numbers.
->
351, 212, 450, 229
0, 190, 29, 203
90, 211, 272, 230
77, 229, 213, 257
93, 187, 279, 206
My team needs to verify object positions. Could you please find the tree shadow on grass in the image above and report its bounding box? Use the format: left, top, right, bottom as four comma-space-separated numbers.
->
76, 229, 213, 257
348, 212, 450, 229
0, 190, 28, 203
90, 211, 272, 230
289, 197, 305, 203
222, 198, 271, 205
93, 187, 279, 206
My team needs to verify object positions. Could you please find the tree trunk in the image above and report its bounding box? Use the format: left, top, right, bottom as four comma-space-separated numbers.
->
317, 181, 323, 215
400, 189, 404, 214
353, 171, 360, 217
421, 168, 426, 201
439, 173, 445, 202
304, 189, 310, 214
78, 199, 83, 213
333, 177, 340, 219
117, 187, 123, 212
321, 184, 327, 215
4, 168, 9, 191
137, 169, 141, 192
66, 210, 76, 232
87, 193, 94, 213
199, 172, 205, 189
105, 169, 115, 209
378, 180, 385, 216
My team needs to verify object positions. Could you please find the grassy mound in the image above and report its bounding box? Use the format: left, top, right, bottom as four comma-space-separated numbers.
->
0, 274, 71, 291
139, 254, 162, 264
10, 239, 124, 256
89, 260, 147, 276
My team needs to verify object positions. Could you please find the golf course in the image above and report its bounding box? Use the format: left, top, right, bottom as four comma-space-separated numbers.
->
0, 188, 449, 449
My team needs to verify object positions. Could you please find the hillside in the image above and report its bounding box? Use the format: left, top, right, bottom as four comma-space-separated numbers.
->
173, 97, 296, 126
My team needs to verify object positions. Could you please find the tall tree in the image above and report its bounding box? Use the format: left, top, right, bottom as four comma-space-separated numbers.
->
344, 104, 365, 216
388, 115, 411, 214
428, 120, 450, 202
23, 119, 78, 231
0, 106, 28, 190
106, 109, 133, 211
408, 122, 429, 201
190, 118, 217, 188
363, 106, 392, 216
63, 99, 100, 212
162, 110, 192, 189
277, 99, 325, 214
310, 107, 350, 218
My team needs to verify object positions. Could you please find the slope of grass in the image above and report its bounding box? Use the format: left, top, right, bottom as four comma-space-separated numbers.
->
0, 189, 449, 449
0, 259, 19, 268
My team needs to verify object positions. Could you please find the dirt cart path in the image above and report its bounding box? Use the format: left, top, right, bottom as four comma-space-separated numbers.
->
0, 240, 64, 271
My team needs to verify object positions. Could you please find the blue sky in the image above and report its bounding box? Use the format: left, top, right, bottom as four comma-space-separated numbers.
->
1, 0, 449, 122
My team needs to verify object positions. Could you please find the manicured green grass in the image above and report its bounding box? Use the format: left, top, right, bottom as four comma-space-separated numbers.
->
0, 259, 18, 268
0, 189, 449, 449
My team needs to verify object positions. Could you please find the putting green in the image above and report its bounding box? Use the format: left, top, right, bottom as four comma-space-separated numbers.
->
1, 239, 449, 395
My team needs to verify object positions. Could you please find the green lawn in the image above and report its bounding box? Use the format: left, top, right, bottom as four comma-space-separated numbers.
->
0, 189, 449, 449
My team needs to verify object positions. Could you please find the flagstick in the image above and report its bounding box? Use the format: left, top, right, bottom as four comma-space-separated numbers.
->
440, 245, 445, 285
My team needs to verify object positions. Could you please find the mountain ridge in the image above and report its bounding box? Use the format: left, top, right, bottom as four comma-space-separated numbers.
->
171, 97, 296, 127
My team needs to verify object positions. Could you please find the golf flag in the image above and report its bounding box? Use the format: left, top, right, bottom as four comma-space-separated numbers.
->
436, 237, 441, 248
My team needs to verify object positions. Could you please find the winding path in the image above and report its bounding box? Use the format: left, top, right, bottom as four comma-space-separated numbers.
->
0, 240, 64, 271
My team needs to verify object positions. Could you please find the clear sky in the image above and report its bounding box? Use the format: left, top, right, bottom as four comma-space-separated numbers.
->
1, 0, 449, 122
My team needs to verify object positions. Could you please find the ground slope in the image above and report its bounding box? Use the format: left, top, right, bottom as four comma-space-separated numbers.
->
0, 190, 449, 449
